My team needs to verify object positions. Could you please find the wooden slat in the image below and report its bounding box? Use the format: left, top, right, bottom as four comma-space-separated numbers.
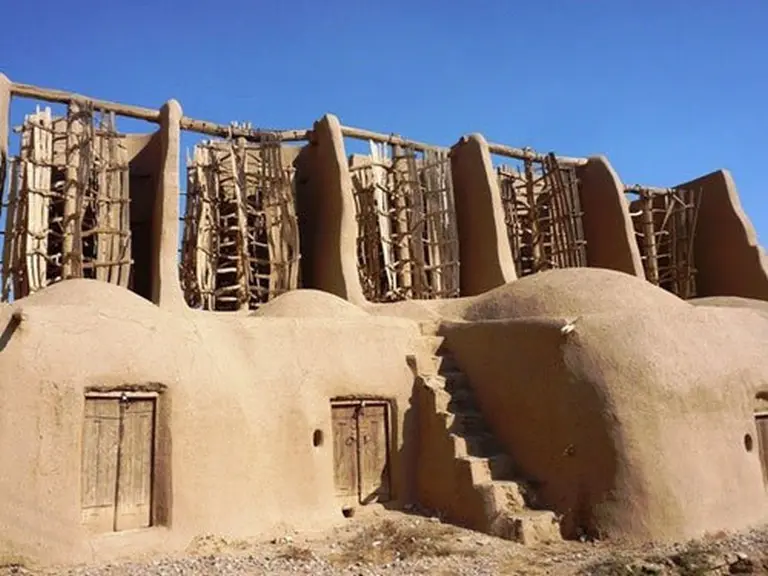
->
358, 404, 391, 504
332, 406, 359, 499
757, 416, 768, 484
81, 398, 120, 533
115, 399, 155, 531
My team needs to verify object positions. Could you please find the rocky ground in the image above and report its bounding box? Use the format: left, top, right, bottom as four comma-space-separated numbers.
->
4, 510, 768, 575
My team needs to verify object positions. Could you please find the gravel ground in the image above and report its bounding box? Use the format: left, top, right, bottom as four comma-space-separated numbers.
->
4, 510, 768, 575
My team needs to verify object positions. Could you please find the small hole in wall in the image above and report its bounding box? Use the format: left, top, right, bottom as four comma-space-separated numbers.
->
313, 429, 324, 447
745, 434, 754, 452
342, 507, 355, 518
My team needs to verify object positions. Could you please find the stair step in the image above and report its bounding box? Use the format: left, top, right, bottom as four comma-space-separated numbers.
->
421, 335, 446, 354
446, 388, 476, 413
476, 480, 527, 515
438, 354, 459, 373
450, 432, 503, 458
437, 370, 470, 393
457, 454, 513, 484
418, 320, 441, 335
488, 510, 562, 545
434, 388, 475, 412
440, 410, 489, 436
426, 353, 459, 374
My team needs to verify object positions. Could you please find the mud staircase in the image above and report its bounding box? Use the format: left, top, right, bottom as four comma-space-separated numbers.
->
412, 322, 562, 545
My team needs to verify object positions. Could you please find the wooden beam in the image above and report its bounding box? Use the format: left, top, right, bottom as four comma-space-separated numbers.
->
9, 81, 310, 143
486, 141, 587, 166
340, 125, 446, 152
179, 117, 309, 142
625, 184, 675, 195
11, 82, 160, 122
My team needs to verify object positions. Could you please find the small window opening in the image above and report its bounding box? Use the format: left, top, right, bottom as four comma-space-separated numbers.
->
342, 507, 355, 518
313, 429, 324, 447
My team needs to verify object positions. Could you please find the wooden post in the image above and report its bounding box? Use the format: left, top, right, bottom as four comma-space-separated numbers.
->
391, 145, 412, 297
63, 101, 83, 279
640, 189, 659, 285
524, 158, 542, 272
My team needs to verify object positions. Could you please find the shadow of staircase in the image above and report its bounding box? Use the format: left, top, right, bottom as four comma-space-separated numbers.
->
411, 321, 562, 545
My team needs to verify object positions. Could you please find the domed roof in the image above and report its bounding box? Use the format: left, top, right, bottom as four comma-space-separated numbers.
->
252, 289, 369, 318
462, 268, 686, 321
17, 279, 158, 314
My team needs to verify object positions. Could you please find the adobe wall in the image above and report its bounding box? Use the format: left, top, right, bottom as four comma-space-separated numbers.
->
150, 101, 185, 309
576, 157, 644, 277
435, 275, 768, 541
450, 134, 517, 295
0, 281, 419, 566
678, 170, 768, 300
294, 115, 366, 305
125, 132, 162, 302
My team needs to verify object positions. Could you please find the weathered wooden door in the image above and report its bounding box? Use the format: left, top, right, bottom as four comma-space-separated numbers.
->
331, 401, 391, 505
81, 395, 155, 532
756, 415, 768, 482
114, 399, 155, 530
332, 405, 359, 499
81, 398, 121, 532
358, 404, 391, 503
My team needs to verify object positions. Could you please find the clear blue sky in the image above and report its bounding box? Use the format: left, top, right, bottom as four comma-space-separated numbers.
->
1, 0, 766, 239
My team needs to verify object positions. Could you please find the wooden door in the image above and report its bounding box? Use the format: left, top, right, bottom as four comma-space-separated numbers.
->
81, 398, 121, 532
358, 403, 391, 504
115, 399, 155, 530
332, 405, 358, 499
81, 395, 155, 532
756, 415, 768, 482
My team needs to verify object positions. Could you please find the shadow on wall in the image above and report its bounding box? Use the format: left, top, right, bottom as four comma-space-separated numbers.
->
437, 317, 618, 538
0, 310, 21, 352
126, 132, 162, 302
370, 383, 420, 511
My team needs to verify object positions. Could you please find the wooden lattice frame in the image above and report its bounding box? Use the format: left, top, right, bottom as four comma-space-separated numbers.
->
1, 103, 131, 301
350, 142, 459, 302
626, 186, 701, 299
497, 153, 587, 277
180, 136, 301, 311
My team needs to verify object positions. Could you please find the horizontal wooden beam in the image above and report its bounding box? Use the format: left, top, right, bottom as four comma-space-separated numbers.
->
486, 141, 587, 166
625, 184, 676, 195
340, 124, 447, 152
11, 82, 160, 122
9, 80, 310, 143
180, 117, 310, 142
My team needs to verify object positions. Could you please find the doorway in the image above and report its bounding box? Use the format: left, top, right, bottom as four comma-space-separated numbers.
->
755, 412, 768, 484
331, 400, 391, 506
81, 393, 156, 533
